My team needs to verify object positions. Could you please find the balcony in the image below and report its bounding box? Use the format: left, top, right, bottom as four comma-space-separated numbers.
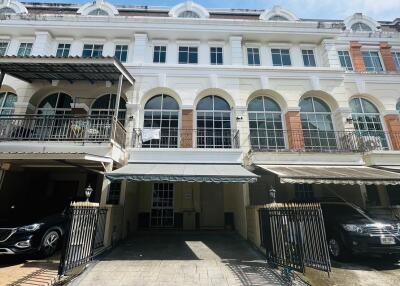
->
132, 128, 240, 149
0, 115, 126, 148
249, 130, 399, 153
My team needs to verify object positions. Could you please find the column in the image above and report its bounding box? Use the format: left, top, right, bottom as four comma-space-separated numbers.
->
6, 38, 19, 56
126, 102, 140, 148
384, 112, 400, 150
380, 42, 397, 72
229, 36, 243, 66
350, 41, 365, 72
333, 107, 354, 131
181, 107, 193, 148
290, 45, 303, 67
13, 87, 36, 115
285, 107, 304, 150
133, 33, 148, 64
103, 41, 115, 57
321, 40, 341, 68
31, 31, 53, 56
235, 106, 249, 152
70, 40, 83, 57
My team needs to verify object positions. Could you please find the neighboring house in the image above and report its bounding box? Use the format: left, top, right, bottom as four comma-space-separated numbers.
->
1, 0, 400, 245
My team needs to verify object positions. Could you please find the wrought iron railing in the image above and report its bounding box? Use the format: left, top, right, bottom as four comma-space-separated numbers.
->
132, 128, 240, 149
0, 114, 126, 147
249, 129, 399, 152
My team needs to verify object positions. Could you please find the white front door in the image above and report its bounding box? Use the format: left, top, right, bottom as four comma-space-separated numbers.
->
151, 183, 174, 227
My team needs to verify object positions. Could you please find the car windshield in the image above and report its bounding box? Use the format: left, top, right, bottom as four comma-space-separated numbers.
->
322, 204, 368, 219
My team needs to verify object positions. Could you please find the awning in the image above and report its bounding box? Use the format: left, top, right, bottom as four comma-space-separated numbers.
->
105, 163, 258, 183
0, 56, 135, 85
257, 165, 400, 185
374, 166, 400, 173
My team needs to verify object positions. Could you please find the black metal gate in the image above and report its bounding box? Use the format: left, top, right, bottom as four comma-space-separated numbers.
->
58, 202, 108, 276
259, 203, 331, 274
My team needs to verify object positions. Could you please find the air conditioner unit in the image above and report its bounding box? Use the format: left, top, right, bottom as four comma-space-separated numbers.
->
358, 135, 383, 151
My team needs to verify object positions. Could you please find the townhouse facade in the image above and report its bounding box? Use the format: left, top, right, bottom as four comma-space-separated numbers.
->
1, 0, 400, 243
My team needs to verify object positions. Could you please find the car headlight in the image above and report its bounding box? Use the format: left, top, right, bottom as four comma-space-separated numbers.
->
18, 223, 42, 232
342, 224, 363, 234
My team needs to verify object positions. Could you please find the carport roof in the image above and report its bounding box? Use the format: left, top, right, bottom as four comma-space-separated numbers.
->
0, 56, 135, 85
257, 165, 400, 185
106, 163, 258, 183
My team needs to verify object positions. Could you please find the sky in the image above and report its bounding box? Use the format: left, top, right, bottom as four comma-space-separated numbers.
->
26, 0, 400, 21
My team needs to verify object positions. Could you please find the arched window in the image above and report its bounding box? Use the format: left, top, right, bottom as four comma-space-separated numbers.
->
0, 7, 16, 14
178, 10, 200, 18
0, 92, 17, 115
88, 8, 109, 16
396, 101, 400, 113
248, 96, 285, 150
196, 95, 232, 148
351, 22, 372, 32
37, 92, 72, 115
300, 97, 337, 150
350, 98, 388, 149
143, 94, 179, 148
90, 94, 126, 125
269, 15, 288, 21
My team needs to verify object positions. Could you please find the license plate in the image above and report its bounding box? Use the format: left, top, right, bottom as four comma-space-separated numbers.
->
380, 236, 396, 245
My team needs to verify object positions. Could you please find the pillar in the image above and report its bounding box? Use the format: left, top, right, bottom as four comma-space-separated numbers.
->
322, 39, 341, 68
384, 113, 400, 150
285, 107, 304, 150
126, 102, 140, 148
229, 36, 243, 66
31, 31, 53, 56
350, 41, 365, 72
380, 42, 397, 72
133, 33, 148, 64
181, 108, 193, 148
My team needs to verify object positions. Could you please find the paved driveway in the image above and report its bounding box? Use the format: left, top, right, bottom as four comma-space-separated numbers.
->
71, 231, 286, 286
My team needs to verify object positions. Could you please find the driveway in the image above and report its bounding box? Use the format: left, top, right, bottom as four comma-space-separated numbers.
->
70, 231, 287, 286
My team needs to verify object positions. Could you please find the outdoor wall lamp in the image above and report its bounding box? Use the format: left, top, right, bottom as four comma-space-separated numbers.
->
346, 117, 354, 124
85, 185, 93, 202
268, 186, 276, 203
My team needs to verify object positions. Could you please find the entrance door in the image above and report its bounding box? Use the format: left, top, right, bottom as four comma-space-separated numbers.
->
200, 183, 224, 228
151, 183, 174, 227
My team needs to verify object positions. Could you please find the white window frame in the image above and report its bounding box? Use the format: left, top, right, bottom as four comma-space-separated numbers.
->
392, 51, 400, 71
56, 43, 71, 58
361, 50, 385, 72
114, 44, 129, 62
337, 50, 354, 71
271, 48, 292, 67
210, 46, 224, 65
301, 49, 317, 67
17, 42, 33, 57
246, 46, 261, 66
0, 41, 9, 57
153, 45, 167, 64
178, 45, 198, 64
82, 43, 104, 58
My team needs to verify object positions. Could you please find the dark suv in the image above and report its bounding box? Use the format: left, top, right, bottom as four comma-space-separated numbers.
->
0, 203, 68, 257
320, 202, 400, 260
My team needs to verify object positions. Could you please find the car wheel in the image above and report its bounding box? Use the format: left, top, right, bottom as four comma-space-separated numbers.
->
328, 237, 348, 261
40, 230, 60, 257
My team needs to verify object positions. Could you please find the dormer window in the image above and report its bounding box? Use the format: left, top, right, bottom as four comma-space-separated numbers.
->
269, 15, 288, 21
88, 8, 109, 16
178, 10, 200, 18
0, 7, 16, 14
351, 22, 372, 32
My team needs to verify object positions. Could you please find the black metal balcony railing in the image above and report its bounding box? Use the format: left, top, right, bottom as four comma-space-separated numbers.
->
133, 128, 240, 149
0, 115, 126, 148
249, 129, 399, 153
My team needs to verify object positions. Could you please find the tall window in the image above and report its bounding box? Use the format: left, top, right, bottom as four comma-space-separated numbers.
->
362, 51, 383, 72
397, 101, 400, 113
82, 44, 103, 58
302, 50, 316, 67
17, 43, 32, 57
178, 11, 200, 18
300, 97, 336, 151
210, 47, 223, 65
351, 22, 372, 32
91, 94, 127, 125
153, 46, 166, 63
247, 48, 260, 66
338, 51, 353, 71
0, 92, 17, 115
115, 45, 128, 62
295, 184, 314, 202
56, 44, 70, 58
350, 97, 388, 149
272, 49, 291, 66
248, 96, 284, 150
392, 52, 400, 71
196, 95, 232, 148
143, 94, 179, 148
0, 42, 8, 56
107, 181, 121, 205
37, 92, 72, 115
178, 46, 198, 64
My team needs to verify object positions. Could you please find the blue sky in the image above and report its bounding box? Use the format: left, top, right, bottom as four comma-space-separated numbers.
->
27, 0, 400, 20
